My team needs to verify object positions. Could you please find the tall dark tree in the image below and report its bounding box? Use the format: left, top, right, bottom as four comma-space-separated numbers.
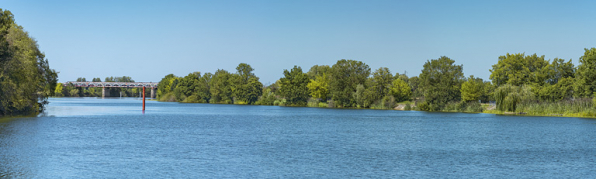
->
419, 56, 464, 111
279, 66, 310, 106
0, 9, 57, 117
574, 48, 596, 97
329, 59, 371, 107
232, 63, 262, 104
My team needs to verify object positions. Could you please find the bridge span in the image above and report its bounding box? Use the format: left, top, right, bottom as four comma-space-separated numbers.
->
65, 81, 159, 98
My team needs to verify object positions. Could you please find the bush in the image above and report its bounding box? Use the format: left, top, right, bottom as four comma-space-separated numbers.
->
418, 101, 430, 111
273, 99, 286, 106
159, 92, 176, 102
327, 100, 337, 108
307, 98, 320, 107
404, 104, 411, 110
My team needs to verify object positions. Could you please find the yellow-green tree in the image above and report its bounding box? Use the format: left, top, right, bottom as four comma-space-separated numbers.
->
306, 73, 329, 101
390, 78, 411, 102
461, 75, 484, 102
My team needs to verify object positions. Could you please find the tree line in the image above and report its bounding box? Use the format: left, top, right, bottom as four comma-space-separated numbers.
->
54, 76, 150, 97
157, 47, 596, 116
0, 9, 58, 117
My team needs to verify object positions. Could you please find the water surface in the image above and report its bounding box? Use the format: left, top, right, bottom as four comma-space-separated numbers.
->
1, 98, 595, 178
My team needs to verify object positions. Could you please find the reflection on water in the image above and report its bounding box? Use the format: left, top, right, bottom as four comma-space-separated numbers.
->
1, 97, 596, 178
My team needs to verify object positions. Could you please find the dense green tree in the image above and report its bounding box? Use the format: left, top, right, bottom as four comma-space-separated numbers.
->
545, 58, 574, 85
489, 53, 549, 86
461, 75, 484, 102
92, 77, 101, 82
419, 56, 464, 111
574, 48, 596, 97
76, 77, 87, 82
279, 66, 310, 106
390, 78, 411, 102
408, 76, 422, 98
367, 67, 393, 102
307, 65, 331, 79
494, 84, 534, 112
329, 59, 371, 107
537, 77, 574, 101
195, 72, 212, 103
156, 74, 178, 100
174, 72, 200, 102
0, 9, 57, 117
231, 63, 263, 104
352, 84, 368, 108
209, 69, 234, 104
307, 73, 329, 101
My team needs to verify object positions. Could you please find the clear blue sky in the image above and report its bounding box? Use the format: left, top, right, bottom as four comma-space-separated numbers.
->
3, 0, 596, 84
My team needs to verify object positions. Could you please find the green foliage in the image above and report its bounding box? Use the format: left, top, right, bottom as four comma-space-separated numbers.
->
575, 48, 596, 97
419, 56, 464, 111
489, 53, 549, 86
352, 84, 368, 108
370, 96, 396, 109
0, 9, 57, 117
174, 72, 200, 102
517, 98, 595, 117
329, 59, 371, 107
443, 101, 483, 113
404, 103, 412, 110
231, 63, 263, 104
306, 73, 329, 101
156, 74, 178, 99
461, 75, 484, 102
390, 78, 411, 102
255, 88, 277, 105
306, 65, 331, 79
494, 84, 534, 112
54, 83, 64, 97
92, 77, 101, 82
279, 66, 310, 106
368, 67, 394, 101
209, 69, 234, 104
408, 76, 422, 98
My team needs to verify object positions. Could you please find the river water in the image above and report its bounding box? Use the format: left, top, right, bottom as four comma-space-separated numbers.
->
1, 98, 595, 178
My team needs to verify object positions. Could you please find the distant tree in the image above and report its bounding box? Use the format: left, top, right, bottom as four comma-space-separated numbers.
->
329, 59, 371, 107
92, 77, 102, 82
494, 84, 534, 112
461, 75, 484, 102
231, 63, 263, 104
390, 78, 411, 102
408, 76, 422, 98
209, 69, 234, 104
307, 65, 331, 79
76, 77, 87, 82
306, 73, 329, 101
419, 56, 464, 111
174, 72, 200, 102
368, 67, 393, 102
196, 72, 212, 103
489, 53, 549, 86
54, 83, 64, 97
574, 48, 596, 97
279, 66, 310, 106
156, 74, 178, 100
545, 58, 574, 85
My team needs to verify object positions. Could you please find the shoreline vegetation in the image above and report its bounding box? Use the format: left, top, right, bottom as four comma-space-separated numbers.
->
149, 47, 596, 119
58, 47, 596, 119
0, 9, 57, 118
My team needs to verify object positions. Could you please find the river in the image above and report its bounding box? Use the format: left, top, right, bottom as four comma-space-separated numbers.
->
1, 98, 595, 178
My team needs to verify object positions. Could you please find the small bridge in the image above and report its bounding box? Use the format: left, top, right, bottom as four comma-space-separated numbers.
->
65, 81, 159, 98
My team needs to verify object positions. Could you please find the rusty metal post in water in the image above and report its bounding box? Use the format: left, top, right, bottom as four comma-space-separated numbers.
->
142, 86, 146, 111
